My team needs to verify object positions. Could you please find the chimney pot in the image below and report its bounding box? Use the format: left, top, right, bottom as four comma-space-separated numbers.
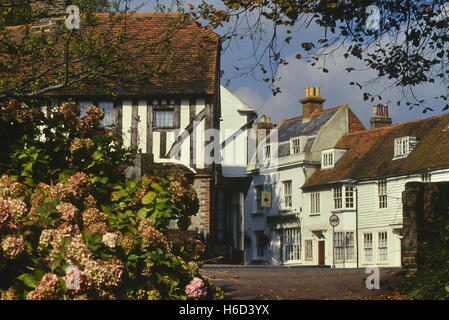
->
299, 86, 325, 120
370, 104, 392, 128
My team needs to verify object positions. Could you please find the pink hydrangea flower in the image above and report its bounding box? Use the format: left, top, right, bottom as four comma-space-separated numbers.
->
102, 232, 118, 248
1, 234, 25, 259
56, 202, 79, 223
0, 197, 10, 227
185, 277, 207, 299
26, 273, 59, 300
7, 198, 27, 220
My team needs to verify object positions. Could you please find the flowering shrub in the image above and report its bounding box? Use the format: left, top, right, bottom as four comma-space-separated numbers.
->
0, 101, 221, 300
185, 277, 207, 299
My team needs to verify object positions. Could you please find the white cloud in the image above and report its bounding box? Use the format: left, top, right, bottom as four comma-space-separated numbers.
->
232, 51, 449, 128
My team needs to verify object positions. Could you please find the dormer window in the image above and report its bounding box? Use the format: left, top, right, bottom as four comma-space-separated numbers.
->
322, 151, 334, 169
393, 136, 418, 159
290, 138, 301, 154
321, 148, 346, 169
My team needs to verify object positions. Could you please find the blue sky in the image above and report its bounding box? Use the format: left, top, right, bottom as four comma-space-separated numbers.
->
137, 0, 448, 128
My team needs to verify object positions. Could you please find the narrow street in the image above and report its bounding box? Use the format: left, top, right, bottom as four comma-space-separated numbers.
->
200, 265, 404, 300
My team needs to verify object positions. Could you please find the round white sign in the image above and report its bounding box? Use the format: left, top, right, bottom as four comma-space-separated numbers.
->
329, 214, 340, 227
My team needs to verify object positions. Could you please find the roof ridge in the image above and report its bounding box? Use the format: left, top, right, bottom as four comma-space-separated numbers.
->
341, 111, 449, 138
283, 104, 345, 123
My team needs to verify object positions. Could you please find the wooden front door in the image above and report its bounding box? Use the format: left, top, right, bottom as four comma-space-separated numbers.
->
318, 241, 325, 265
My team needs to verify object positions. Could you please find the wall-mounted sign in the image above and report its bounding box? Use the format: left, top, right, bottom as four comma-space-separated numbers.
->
261, 191, 272, 208
329, 214, 340, 227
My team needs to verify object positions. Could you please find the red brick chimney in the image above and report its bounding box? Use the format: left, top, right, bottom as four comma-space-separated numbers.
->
299, 86, 326, 121
370, 104, 392, 129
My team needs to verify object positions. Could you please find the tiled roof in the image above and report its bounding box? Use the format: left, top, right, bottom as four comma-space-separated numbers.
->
277, 105, 343, 143
302, 112, 449, 189
275, 105, 349, 157
5, 13, 220, 97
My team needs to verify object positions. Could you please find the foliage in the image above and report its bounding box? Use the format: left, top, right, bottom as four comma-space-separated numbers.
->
403, 215, 449, 300
192, 0, 449, 108
0, 0, 191, 105
0, 100, 219, 300
1, 100, 134, 188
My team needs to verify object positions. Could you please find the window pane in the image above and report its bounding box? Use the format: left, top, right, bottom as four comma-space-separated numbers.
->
155, 110, 174, 127
79, 101, 93, 119
378, 232, 388, 261
98, 101, 114, 127
281, 228, 301, 262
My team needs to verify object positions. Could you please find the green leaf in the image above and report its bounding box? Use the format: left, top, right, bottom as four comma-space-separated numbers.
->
101, 205, 111, 215
141, 175, 150, 186
128, 254, 139, 261
92, 150, 104, 160
137, 207, 148, 218
151, 183, 163, 193
142, 191, 156, 205
20, 273, 37, 289
50, 259, 61, 272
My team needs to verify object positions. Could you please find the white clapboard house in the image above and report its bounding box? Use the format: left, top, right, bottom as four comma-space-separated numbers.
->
301, 106, 449, 268
244, 86, 365, 265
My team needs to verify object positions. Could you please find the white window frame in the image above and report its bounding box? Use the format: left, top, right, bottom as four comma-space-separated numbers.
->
378, 180, 387, 209
334, 232, 345, 262
394, 136, 418, 159
345, 186, 355, 208
334, 231, 355, 263
322, 151, 334, 169
290, 137, 301, 154
305, 240, 313, 260
283, 180, 292, 208
394, 137, 409, 157
364, 233, 373, 262
310, 192, 320, 214
378, 232, 388, 262
333, 186, 342, 209
345, 232, 355, 261
281, 227, 301, 262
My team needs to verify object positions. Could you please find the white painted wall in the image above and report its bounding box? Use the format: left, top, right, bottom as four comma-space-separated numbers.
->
244, 106, 353, 266
301, 168, 449, 268
220, 86, 255, 177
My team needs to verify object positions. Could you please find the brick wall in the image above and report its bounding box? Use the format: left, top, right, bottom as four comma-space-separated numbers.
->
166, 229, 198, 244
191, 176, 212, 239
402, 182, 449, 275
348, 109, 365, 132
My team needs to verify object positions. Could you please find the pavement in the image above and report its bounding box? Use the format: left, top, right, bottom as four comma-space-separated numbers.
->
200, 265, 405, 300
